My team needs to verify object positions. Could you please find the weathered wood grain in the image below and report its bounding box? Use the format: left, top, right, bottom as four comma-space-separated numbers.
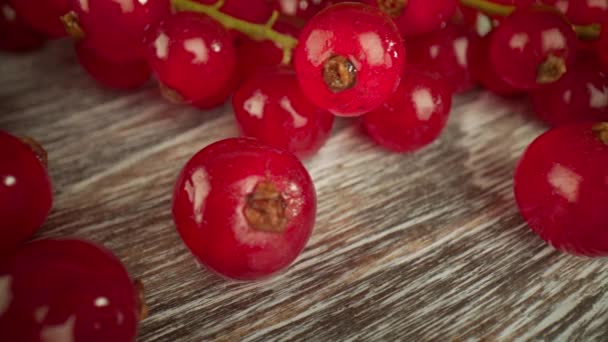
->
2, 41, 608, 341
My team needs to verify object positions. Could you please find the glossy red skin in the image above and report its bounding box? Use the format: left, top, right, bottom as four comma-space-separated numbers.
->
0, 132, 52, 254
514, 123, 608, 256
365, 0, 458, 37
0, 239, 138, 341
294, 3, 405, 116
68, 0, 171, 63
489, 9, 578, 90
468, 33, 522, 96
76, 44, 150, 90
9, 0, 69, 38
541, 0, 608, 25
236, 21, 300, 82
232, 67, 334, 159
406, 25, 475, 94
0, 1, 45, 52
362, 70, 452, 152
144, 12, 237, 104
172, 138, 316, 280
531, 60, 608, 126
196, 0, 272, 23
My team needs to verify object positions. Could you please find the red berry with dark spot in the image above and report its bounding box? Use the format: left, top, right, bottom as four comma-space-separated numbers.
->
0, 1, 45, 52
172, 138, 316, 280
8, 0, 69, 38
406, 24, 475, 94
0, 239, 140, 341
531, 59, 608, 126
514, 122, 608, 256
366, 0, 459, 37
488, 8, 577, 90
294, 3, 405, 116
232, 67, 334, 158
468, 33, 522, 96
67, 0, 171, 63
144, 12, 237, 105
362, 69, 452, 152
76, 44, 151, 90
0, 132, 52, 254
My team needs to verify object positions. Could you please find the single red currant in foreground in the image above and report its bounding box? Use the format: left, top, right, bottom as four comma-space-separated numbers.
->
66, 0, 171, 63
362, 70, 452, 152
0, 132, 52, 254
468, 33, 522, 96
0, 0, 45, 52
531, 59, 608, 126
366, 0, 458, 37
144, 12, 237, 105
76, 44, 151, 90
294, 3, 405, 116
232, 67, 334, 158
0, 239, 140, 341
9, 0, 69, 38
406, 24, 475, 94
172, 138, 316, 280
489, 8, 577, 90
514, 122, 608, 256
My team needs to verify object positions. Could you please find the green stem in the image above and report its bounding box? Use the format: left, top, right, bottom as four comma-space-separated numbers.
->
460, 0, 601, 40
171, 0, 298, 63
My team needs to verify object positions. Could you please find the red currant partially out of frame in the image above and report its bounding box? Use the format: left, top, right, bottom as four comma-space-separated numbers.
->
514, 122, 608, 256
76, 44, 151, 90
0, 239, 140, 341
0, 0, 45, 52
294, 3, 405, 116
0, 132, 52, 254
66, 0, 171, 63
531, 59, 608, 126
468, 33, 522, 96
8, 0, 69, 38
172, 138, 316, 280
488, 8, 578, 90
232, 67, 334, 158
362, 69, 452, 152
541, 0, 608, 25
273, 0, 330, 20
406, 24, 475, 94
599, 25, 608, 73
366, 0, 459, 37
144, 12, 237, 105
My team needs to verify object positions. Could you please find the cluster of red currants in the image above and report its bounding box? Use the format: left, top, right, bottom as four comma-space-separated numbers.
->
1, 0, 608, 339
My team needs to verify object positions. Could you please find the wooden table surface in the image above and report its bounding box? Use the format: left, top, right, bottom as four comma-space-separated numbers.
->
2, 41, 608, 341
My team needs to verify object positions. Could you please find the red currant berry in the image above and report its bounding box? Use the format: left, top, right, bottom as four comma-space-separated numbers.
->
599, 25, 608, 73
0, 132, 52, 254
365, 0, 458, 37
67, 0, 171, 63
406, 24, 475, 94
362, 69, 452, 152
294, 3, 405, 116
468, 33, 522, 96
172, 138, 316, 280
76, 44, 150, 90
236, 21, 300, 82
196, 0, 273, 23
489, 8, 578, 90
541, 0, 608, 25
0, 1, 45, 52
514, 122, 608, 256
8, 0, 69, 38
531, 59, 608, 126
144, 12, 237, 104
232, 67, 334, 158
274, 0, 330, 20
0, 239, 140, 341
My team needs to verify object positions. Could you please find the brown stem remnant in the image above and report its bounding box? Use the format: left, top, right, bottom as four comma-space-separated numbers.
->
323, 55, 357, 93
592, 122, 608, 145
377, 0, 407, 18
19, 136, 48, 169
134, 279, 149, 321
537, 54, 567, 84
244, 181, 288, 233
61, 11, 85, 40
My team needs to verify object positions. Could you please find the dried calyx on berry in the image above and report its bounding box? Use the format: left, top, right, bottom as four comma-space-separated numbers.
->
592, 122, 608, 144
323, 55, 357, 93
